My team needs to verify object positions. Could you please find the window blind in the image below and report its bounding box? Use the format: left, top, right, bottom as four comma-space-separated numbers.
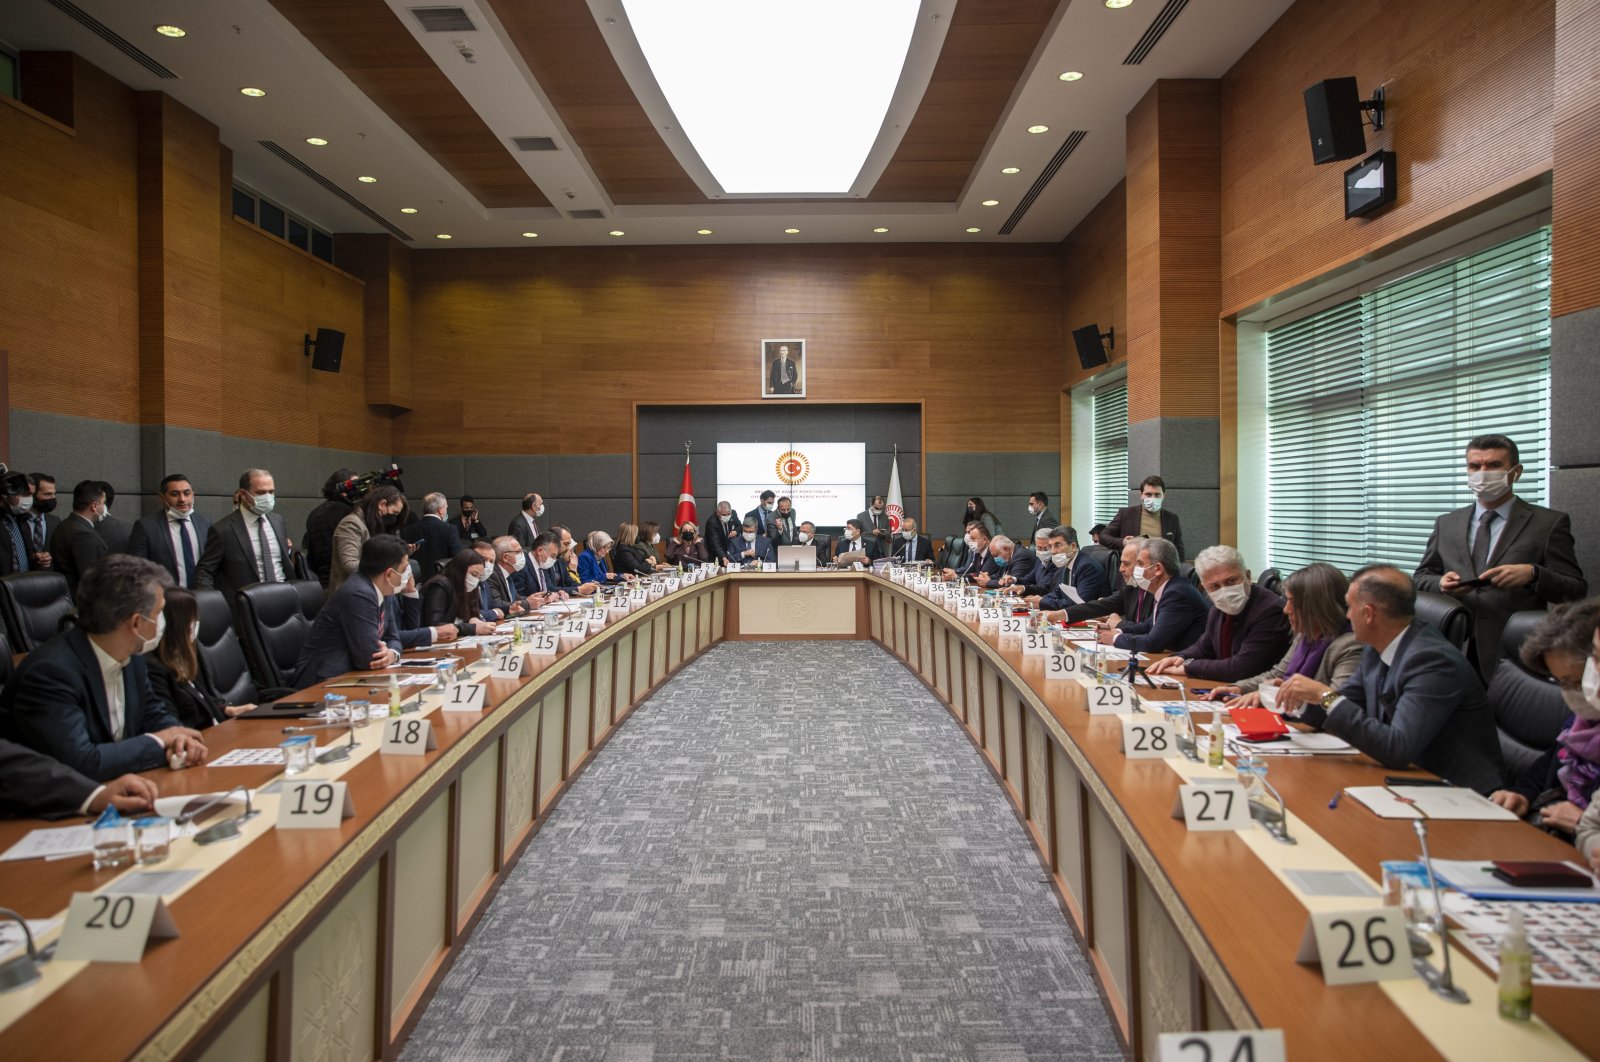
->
1092, 382, 1130, 526
1265, 227, 1551, 574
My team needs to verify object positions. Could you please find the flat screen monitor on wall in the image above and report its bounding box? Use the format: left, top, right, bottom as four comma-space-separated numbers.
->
716, 442, 866, 528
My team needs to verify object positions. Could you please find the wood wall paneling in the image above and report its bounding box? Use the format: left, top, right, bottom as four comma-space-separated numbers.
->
1060, 180, 1128, 393
1552, 0, 1600, 316
349, 234, 415, 411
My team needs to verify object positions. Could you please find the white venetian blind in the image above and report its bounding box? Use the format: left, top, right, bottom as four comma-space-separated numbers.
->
1092, 382, 1130, 526
1265, 227, 1551, 574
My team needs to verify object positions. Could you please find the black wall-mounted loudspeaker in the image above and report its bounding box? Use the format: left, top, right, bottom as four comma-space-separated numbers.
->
1303, 77, 1367, 164
304, 328, 345, 373
1072, 324, 1112, 370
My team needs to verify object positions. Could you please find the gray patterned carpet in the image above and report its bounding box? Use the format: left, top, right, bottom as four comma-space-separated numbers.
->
401, 641, 1122, 1061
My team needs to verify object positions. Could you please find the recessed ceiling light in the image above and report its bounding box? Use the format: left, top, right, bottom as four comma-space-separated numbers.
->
1059, 71, 1084, 82
305, 137, 328, 146
521, 232, 539, 238
784, 228, 800, 234
239, 87, 266, 98
965, 227, 982, 233
435, 234, 452, 240
357, 176, 378, 184
400, 207, 418, 214
872, 227, 889, 233
1027, 125, 1049, 134
981, 199, 999, 207
696, 229, 714, 235
154, 25, 186, 38
1001, 166, 1021, 175
608, 230, 625, 236
1106, 0, 1133, 7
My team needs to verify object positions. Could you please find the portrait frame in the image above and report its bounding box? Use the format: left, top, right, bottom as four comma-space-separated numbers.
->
760, 338, 806, 400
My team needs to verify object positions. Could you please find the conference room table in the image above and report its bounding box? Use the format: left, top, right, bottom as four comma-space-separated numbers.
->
0, 569, 1594, 1061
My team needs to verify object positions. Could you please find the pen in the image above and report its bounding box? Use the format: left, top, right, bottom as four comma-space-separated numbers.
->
1328, 791, 1342, 809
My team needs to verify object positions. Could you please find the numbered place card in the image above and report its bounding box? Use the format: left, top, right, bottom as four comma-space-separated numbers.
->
527, 630, 561, 656
998, 615, 1026, 635
489, 652, 525, 679
759, 561, 776, 573
56, 892, 180, 963
978, 607, 1005, 629
1121, 717, 1175, 759
440, 681, 488, 712
1295, 908, 1413, 986
957, 601, 979, 620
665, 577, 681, 592
1086, 681, 1134, 714
1021, 630, 1052, 656
630, 589, 650, 607
277, 779, 354, 829
1172, 782, 1252, 832
1156, 1030, 1285, 1062
381, 716, 437, 755
561, 616, 589, 639
1044, 651, 1080, 680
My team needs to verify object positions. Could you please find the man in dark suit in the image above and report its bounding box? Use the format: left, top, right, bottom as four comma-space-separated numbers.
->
1034, 527, 1109, 610
1012, 528, 1063, 597
833, 519, 878, 564
731, 519, 776, 565
1099, 537, 1209, 654
769, 495, 799, 546
405, 492, 462, 575
1024, 492, 1058, 540
745, 491, 777, 538
48, 480, 110, 597
943, 522, 991, 580
1413, 434, 1587, 678
0, 738, 160, 819
858, 495, 893, 555
767, 344, 800, 394
94, 482, 133, 555
0, 471, 37, 576
1098, 474, 1186, 561
304, 468, 356, 587
484, 536, 546, 616
129, 473, 212, 590
22, 473, 61, 571
291, 534, 410, 688
456, 495, 488, 544
0, 555, 205, 781
704, 501, 740, 563
195, 468, 293, 600
1058, 540, 1150, 624
509, 492, 543, 549
975, 535, 1031, 589
1278, 565, 1504, 795
1149, 545, 1292, 682
890, 517, 933, 565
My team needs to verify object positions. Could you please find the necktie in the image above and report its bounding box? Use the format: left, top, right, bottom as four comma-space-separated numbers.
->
1471, 510, 1496, 574
7, 519, 27, 573
176, 517, 196, 588
30, 515, 45, 551
376, 594, 387, 639
256, 516, 277, 582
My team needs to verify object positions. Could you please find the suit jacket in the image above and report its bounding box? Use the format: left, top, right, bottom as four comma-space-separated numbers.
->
0, 737, 101, 820
405, 515, 462, 577
890, 534, 934, 565
291, 576, 402, 688
1098, 504, 1185, 562
1413, 496, 1587, 677
454, 514, 488, 544
768, 509, 799, 545
954, 547, 988, 580
1299, 621, 1503, 794
744, 506, 776, 538
328, 513, 373, 593
0, 512, 32, 576
704, 514, 740, 562
858, 508, 893, 549
421, 577, 471, 630
48, 513, 108, 597
1172, 584, 1293, 681
1025, 508, 1058, 539
303, 498, 354, 586
128, 511, 213, 587
1017, 554, 1064, 597
196, 509, 292, 601
578, 550, 623, 585
485, 566, 526, 616
96, 515, 133, 555
1113, 576, 1210, 654
1040, 551, 1110, 610
1235, 631, 1364, 695
21, 510, 60, 560
665, 539, 711, 567
0, 627, 181, 781
508, 512, 540, 550
768, 356, 800, 394
731, 535, 776, 565
1064, 583, 1152, 625
831, 535, 879, 564
389, 593, 432, 651
614, 543, 658, 577
146, 654, 228, 730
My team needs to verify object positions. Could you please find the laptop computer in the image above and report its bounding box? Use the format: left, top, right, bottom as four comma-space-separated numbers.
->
775, 545, 818, 571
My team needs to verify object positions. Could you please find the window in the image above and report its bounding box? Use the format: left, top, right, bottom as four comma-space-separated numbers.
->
1265, 227, 1551, 574
231, 183, 336, 264
1091, 382, 1130, 526
232, 187, 255, 222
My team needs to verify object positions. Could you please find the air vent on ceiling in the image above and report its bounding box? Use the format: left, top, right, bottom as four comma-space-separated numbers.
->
511, 136, 559, 152
44, 0, 178, 79
410, 6, 477, 33
1123, 0, 1191, 65
998, 131, 1087, 236
257, 141, 415, 242
567, 209, 607, 219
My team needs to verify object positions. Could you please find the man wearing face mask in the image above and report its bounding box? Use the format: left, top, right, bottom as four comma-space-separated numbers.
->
456, 496, 488, 543
704, 501, 740, 564
1488, 600, 1600, 835
524, 531, 591, 598
404, 492, 462, 577
858, 495, 892, 553
1414, 434, 1586, 679
734, 519, 775, 566
1032, 527, 1109, 609
486, 535, 548, 615
1148, 545, 1291, 681
93, 481, 133, 555
24, 474, 60, 571
894, 517, 932, 564
1025, 492, 1058, 538
196, 468, 293, 601
942, 522, 991, 581
974, 536, 1030, 589
1098, 474, 1185, 561
833, 519, 877, 565
510, 492, 545, 550
291, 535, 413, 687
48, 480, 111, 597
770, 496, 798, 546
1055, 539, 1149, 625
745, 491, 777, 538
129, 474, 212, 589
1010, 528, 1061, 597
0, 471, 37, 576
1, 554, 205, 779
1097, 537, 1208, 654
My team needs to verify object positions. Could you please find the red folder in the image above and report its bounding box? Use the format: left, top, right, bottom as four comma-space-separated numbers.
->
1229, 707, 1289, 741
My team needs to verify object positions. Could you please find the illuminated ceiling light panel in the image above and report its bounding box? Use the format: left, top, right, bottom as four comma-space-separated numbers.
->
622, 0, 918, 194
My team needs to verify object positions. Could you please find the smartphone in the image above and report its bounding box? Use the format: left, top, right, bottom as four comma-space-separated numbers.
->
1455, 575, 1490, 589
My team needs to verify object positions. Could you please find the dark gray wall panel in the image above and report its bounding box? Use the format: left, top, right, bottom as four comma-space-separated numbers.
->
11, 410, 143, 500
1552, 466, 1600, 593
1552, 306, 1600, 468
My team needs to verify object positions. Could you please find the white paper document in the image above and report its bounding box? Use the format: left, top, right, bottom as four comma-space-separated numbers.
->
0, 825, 95, 862
1344, 786, 1519, 821
207, 748, 287, 768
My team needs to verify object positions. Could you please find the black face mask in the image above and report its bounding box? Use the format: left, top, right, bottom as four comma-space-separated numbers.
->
461, 510, 476, 521
34, 498, 57, 514
383, 513, 401, 529
681, 530, 695, 542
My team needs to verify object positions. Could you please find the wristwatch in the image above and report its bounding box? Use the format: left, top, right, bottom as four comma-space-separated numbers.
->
1319, 689, 1341, 713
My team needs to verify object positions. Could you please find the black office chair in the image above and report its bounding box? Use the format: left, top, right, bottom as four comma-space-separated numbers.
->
1097, 545, 1123, 592
0, 627, 15, 694
194, 589, 292, 704
235, 582, 313, 691
1488, 612, 1568, 785
290, 579, 326, 622
1413, 590, 1474, 656
1257, 567, 1283, 595
1179, 562, 1201, 588
0, 571, 74, 652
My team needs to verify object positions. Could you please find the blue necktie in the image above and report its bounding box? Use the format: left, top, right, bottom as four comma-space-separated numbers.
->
8, 519, 28, 572
175, 517, 196, 587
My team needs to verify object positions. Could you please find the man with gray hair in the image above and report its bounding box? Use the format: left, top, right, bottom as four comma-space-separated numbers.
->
974, 535, 1031, 588
1, 554, 206, 780
405, 491, 462, 575
1096, 536, 1208, 654
1149, 545, 1291, 680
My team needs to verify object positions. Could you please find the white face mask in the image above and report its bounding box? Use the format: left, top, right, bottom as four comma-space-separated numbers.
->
963, 534, 976, 550
10, 496, 33, 515
464, 572, 482, 592
1131, 565, 1150, 589
536, 504, 546, 517
250, 492, 275, 516
1561, 687, 1600, 722
742, 531, 757, 543
511, 552, 527, 572
902, 530, 916, 540
846, 529, 858, 541
136, 611, 165, 655
797, 532, 810, 543
1209, 583, 1250, 616
651, 533, 661, 545
1052, 550, 1071, 568
1468, 469, 1512, 504
188, 620, 201, 643
1142, 495, 1163, 514
1582, 656, 1600, 715
538, 554, 556, 570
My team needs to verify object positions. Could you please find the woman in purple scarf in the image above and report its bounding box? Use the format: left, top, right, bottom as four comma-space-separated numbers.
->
1490, 599, 1600, 837
1204, 563, 1362, 707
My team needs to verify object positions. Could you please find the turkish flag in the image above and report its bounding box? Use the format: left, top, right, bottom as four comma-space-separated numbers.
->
674, 455, 697, 529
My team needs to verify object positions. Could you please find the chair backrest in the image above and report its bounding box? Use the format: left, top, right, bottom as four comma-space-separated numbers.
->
1498, 610, 1549, 672
0, 626, 15, 694
1257, 567, 1283, 595
1098, 545, 1123, 592
290, 579, 326, 622
193, 589, 260, 706
0, 571, 74, 652
1179, 562, 1201, 588
1487, 659, 1568, 786
1413, 590, 1473, 655
235, 582, 312, 690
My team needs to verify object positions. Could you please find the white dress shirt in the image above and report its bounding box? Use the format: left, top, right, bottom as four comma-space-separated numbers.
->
89, 637, 164, 750
242, 508, 284, 581
522, 512, 539, 539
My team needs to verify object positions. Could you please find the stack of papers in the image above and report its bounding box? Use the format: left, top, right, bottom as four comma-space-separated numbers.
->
1223, 724, 1355, 755
0, 825, 94, 862
1345, 786, 1519, 820
1432, 859, 1599, 901
1444, 894, 1600, 987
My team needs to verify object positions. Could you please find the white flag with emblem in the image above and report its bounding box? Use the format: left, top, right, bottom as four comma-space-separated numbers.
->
885, 449, 905, 533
